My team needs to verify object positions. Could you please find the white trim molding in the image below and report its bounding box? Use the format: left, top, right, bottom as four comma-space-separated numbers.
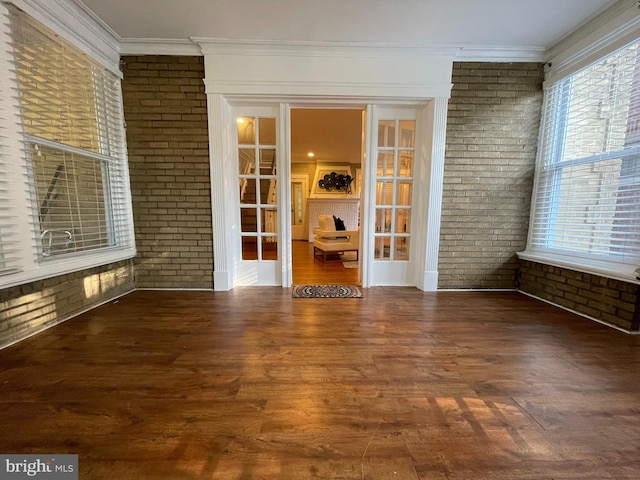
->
195, 38, 455, 99
101, 35, 548, 63
13, 0, 121, 73
455, 44, 546, 62
119, 38, 202, 56
207, 94, 235, 291
544, 0, 640, 85
517, 251, 640, 286
415, 97, 448, 292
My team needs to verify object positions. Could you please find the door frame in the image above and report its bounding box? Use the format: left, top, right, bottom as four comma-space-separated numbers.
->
210, 96, 446, 291
198, 39, 452, 291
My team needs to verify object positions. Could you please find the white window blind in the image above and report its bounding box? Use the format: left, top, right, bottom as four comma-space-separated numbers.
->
0, 77, 15, 275
0, 2, 26, 277
530, 39, 640, 269
0, 3, 135, 287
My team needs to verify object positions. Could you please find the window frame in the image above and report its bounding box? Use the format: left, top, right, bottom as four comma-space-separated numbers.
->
0, 2, 135, 290
523, 41, 640, 284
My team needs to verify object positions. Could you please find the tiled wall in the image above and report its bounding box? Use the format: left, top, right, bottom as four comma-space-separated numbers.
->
121, 56, 214, 289
308, 198, 360, 241
439, 62, 544, 289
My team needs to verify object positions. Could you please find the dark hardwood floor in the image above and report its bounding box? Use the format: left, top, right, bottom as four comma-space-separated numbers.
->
1, 288, 640, 479
292, 240, 359, 285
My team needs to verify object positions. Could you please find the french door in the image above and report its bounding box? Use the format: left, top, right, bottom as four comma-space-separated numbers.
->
216, 101, 437, 290
365, 107, 420, 286
232, 106, 282, 286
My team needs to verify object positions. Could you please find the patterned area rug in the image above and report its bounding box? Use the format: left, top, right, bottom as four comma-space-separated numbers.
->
292, 285, 363, 298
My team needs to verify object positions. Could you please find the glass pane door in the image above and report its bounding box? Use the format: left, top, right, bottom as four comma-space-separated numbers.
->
374, 118, 415, 261
237, 116, 278, 261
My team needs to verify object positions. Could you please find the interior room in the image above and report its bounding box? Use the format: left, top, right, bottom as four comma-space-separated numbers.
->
1, 0, 640, 478
290, 108, 362, 285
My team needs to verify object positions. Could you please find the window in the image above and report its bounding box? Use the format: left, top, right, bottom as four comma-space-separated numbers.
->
0, 3, 135, 288
528, 39, 640, 276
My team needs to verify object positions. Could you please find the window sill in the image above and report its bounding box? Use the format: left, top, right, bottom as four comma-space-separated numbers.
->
517, 250, 640, 286
0, 247, 136, 290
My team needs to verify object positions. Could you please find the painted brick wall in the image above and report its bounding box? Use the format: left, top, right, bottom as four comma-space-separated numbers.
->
0, 261, 134, 349
439, 62, 544, 289
518, 260, 639, 331
121, 56, 213, 289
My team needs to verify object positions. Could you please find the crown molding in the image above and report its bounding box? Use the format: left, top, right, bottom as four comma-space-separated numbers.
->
545, 0, 634, 61
119, 38, 202, 56
10, 0, 121, 73
545, 0, 640, 83
455, 44, 546, 62
113, 37, 546, 63
192, 37, 461, 59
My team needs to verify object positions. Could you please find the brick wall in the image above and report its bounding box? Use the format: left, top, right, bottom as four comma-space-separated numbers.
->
518, 260, 639, 331
0, 261, 134, 348
121, 56, 213, 289
439, 62, 544, 289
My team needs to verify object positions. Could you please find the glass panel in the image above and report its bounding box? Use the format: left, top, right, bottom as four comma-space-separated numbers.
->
237, 117, 255, 145
396, 181, 412, 206
396, 209, 411, 233
292, 182, 303, 225
261, 208, 278, 234
395, 236, 410, 261
374, 236, 391, 260
398, 151, 414, 177
263, 179, 277, 205
377, 152, 394, 176
375, 208, 392, 233
241, 236, 258, 260
260, 149, 276, 173
238, 148, 255, 175
259, 118, 276, 146
32, 146, 108, 257
378, 120, 395, 147
376, 180, 393, 205
239, 179, 257, 204
240, 207, 257, 232
262, 236, 278, 260
399, 120, 416, 148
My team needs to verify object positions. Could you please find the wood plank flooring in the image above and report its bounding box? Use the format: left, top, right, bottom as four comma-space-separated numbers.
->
292, 240, 359, 285
1, 288, 640, 479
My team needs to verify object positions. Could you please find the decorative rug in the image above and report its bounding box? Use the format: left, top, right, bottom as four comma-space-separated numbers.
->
341, 252, 358, 269
292, 285, 363, 298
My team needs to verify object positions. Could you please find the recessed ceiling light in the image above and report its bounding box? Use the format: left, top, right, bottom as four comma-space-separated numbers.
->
307, 152, 314, 157
237, 118, 245, 124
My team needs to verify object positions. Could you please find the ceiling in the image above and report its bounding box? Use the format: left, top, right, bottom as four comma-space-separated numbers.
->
79, 0, 617, 56
75, 0, 620, 165
291, 109, 362, 165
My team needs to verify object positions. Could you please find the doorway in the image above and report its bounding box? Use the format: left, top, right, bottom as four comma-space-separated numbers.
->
290, 108, 363, 285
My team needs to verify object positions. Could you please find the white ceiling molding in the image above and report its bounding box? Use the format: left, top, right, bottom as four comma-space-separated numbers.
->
121, 36, 550, 63
194, 38, 455, 99
11, 0, 121, 73
455, 44, 547, 62
119, 38, 202, 56
193, 37, 462, 58
545, 0, 640, 85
